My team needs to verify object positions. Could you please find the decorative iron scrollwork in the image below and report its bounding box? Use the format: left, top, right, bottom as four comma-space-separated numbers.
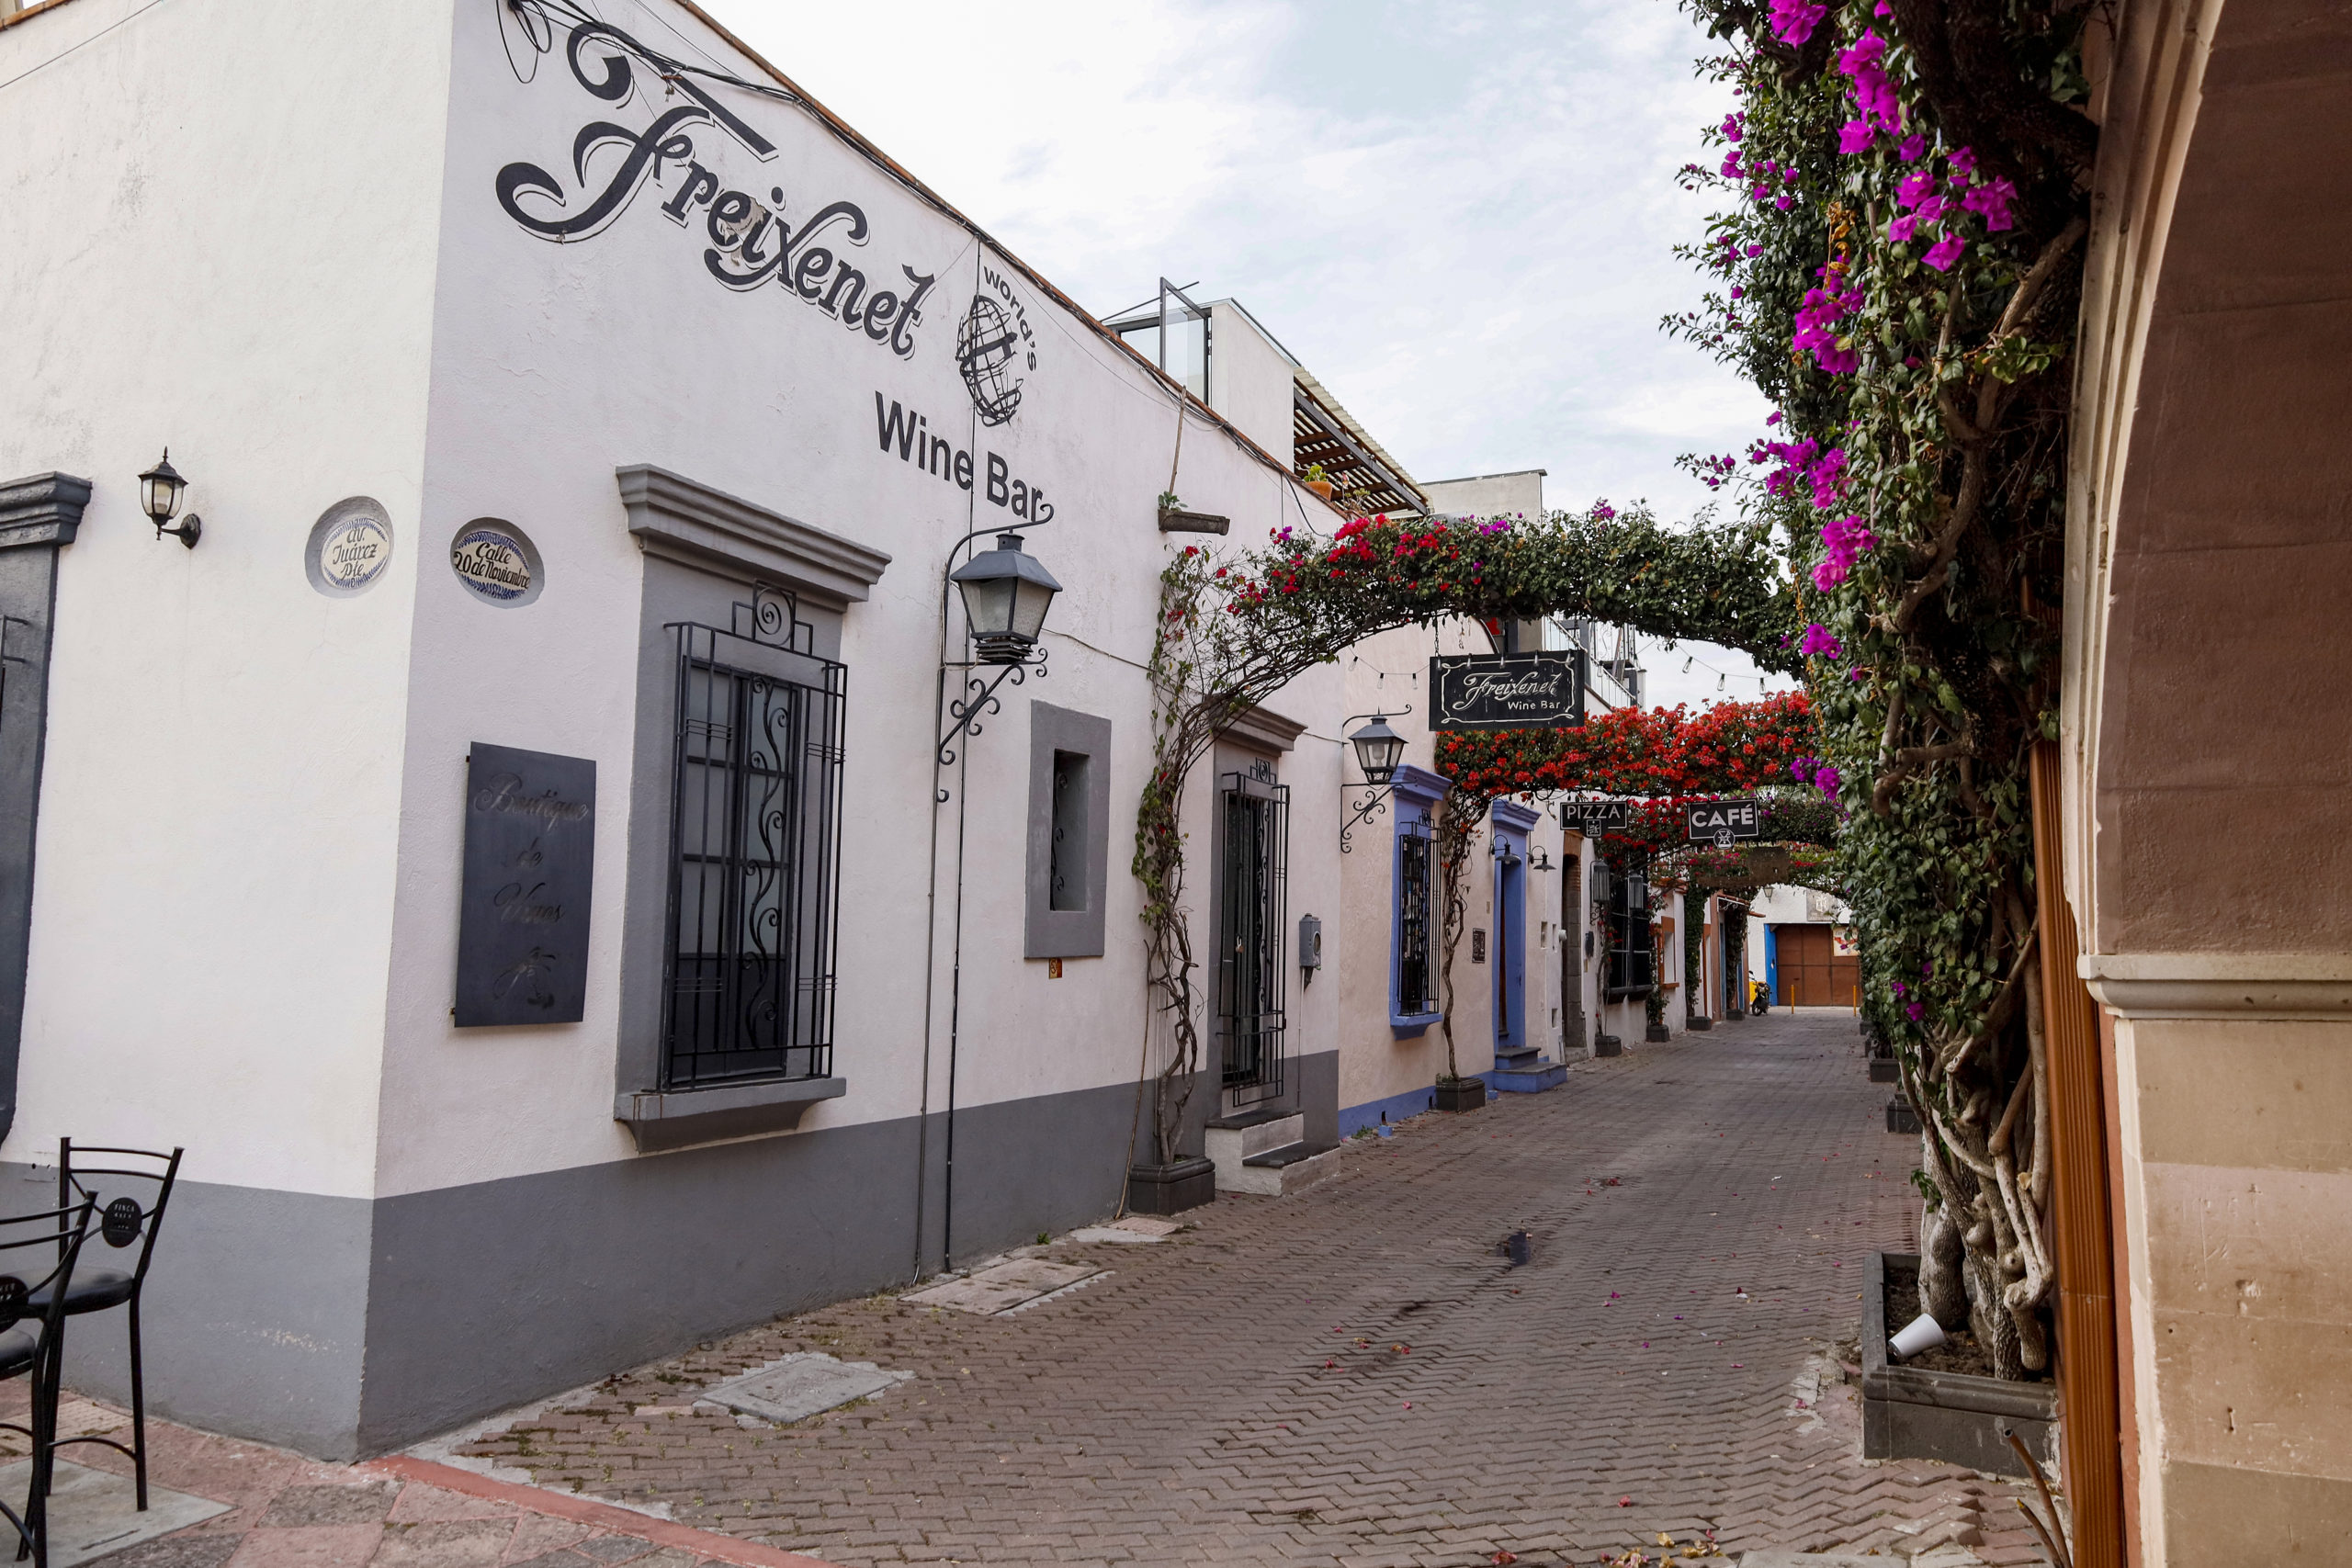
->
935, 646, 1049, 795
0, 1276, 25, 1332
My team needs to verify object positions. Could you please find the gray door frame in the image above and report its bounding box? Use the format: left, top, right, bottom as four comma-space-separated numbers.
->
0, 473, 90, 1145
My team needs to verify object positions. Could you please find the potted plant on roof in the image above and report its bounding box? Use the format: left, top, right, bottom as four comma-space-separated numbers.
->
1302, 463, 1335, 501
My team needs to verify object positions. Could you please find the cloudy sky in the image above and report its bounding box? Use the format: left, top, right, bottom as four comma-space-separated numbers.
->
708, 0, 1791, 709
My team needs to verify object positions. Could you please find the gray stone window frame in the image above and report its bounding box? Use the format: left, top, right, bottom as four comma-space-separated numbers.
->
611, 466, 889, 1153
1025, 702, 1113, 959
0, 472, 89, 1146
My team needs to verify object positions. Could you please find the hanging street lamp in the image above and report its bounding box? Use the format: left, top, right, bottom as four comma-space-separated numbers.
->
948, 532, 1061, 665
938, 530, 1063, 774
1339, 710, 1412, 853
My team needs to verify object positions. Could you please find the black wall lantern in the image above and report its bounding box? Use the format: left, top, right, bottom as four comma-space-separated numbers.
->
138, 449, 201, 548
949, 533, 1060, 665
1339, 709, 1411, 853
938, 529, 1063, 780
1348, 715, 1405, 786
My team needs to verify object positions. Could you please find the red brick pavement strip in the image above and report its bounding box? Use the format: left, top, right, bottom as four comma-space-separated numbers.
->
460, 1013, 2055, 1567
0, 1383, 796, 1565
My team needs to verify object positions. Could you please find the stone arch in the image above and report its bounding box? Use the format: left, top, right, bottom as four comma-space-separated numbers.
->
2064, 0, 2352, 1559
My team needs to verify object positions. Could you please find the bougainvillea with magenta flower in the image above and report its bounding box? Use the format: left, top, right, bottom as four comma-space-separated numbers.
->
1666, 0, 2097, 1379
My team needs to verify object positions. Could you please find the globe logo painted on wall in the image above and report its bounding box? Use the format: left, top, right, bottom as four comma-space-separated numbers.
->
956, 292, 1025, 427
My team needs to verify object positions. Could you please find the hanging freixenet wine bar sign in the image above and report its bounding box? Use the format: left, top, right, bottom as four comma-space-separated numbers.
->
456, 743, 596, 1028
1430, 651, 1586, 731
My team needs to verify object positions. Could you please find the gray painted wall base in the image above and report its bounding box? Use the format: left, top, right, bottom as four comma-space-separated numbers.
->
9, 1055, 1298, 1458
0, 1164, 372, 1460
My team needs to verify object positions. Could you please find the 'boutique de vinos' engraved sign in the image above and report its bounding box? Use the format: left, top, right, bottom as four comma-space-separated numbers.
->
1430, 651, 1585, 731
456, 744, 595, 1027
1685, 798, 1762, 847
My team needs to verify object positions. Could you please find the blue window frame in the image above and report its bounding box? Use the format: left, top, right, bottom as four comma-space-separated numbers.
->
1388, 764, 1451, 1035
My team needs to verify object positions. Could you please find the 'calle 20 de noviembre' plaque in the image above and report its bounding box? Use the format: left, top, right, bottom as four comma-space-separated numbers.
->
455, 743, 594, 1027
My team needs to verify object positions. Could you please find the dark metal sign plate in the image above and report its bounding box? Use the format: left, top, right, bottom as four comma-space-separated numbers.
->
1561, 798, 1633, 836
1430, 651, 1585, 731
1685, 797, 1762, 847
456, 743, 595, 1027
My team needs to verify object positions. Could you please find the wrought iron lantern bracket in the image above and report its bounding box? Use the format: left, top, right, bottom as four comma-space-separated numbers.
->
1337, 705, 1412, 855
936, 644, 1049, 780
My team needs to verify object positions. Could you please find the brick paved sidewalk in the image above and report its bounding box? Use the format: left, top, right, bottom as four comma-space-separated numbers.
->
0, 1386, 831, 1566
458, 1013, 2054, 1567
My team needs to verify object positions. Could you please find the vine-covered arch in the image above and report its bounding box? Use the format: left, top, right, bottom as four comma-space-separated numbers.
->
1134, 503, 1817, 1160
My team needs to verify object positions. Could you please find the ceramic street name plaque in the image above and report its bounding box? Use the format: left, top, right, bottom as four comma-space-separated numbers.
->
304, 497, 394, 596
1430, 651, 1585, 731
1685, 797, 1762, 847
450, 519, 543, 606
455, 743, 594, 1027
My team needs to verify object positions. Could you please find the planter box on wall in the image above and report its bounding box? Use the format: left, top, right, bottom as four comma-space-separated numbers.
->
1645, 1023, 1671, 1043
1870, 1057, 1901, 1083
1862, 1251, 2057, 1478
1593, 1035, 1623, 1058
1126, 1157, 1214, 1215
1433, 1078, 1486, 1113
1887, 1096, 1922, 1134
1688, 1016, 1713, 1031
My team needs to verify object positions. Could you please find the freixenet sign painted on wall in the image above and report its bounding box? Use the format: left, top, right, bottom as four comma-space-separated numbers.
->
492, 13, 938, 363
1430, 652, 1586, 731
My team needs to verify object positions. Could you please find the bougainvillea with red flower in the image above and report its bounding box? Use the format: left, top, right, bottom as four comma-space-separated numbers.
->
1434, 694, 1815, 799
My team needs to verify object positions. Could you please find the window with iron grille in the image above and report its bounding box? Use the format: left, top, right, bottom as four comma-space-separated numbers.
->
662, 590, 846, 1089
1216, 762, 1288, 1105
1605, 858, 1655, 998
1396, 825, 1435, 1016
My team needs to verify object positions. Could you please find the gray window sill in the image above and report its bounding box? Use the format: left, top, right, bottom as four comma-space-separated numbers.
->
616, 1077, 847, 1154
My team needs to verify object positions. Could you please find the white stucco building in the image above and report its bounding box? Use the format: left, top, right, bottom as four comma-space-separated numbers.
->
0, 0, 1373, 1458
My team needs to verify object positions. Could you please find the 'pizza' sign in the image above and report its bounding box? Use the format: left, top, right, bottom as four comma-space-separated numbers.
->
1684, 798, 1762, 847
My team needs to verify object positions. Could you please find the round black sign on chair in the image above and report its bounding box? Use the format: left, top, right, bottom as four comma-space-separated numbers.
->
103, 1197, 144, 1248
0, 1276, 26, 1332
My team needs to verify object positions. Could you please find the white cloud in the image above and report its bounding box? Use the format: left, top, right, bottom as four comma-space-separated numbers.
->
691, 0, 1780, 704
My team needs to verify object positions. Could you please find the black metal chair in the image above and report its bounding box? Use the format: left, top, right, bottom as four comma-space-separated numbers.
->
0, 1197, 96, 1568
36, 1144, 181, 1512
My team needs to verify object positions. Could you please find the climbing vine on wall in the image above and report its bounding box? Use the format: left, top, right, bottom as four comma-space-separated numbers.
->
1134, 507, 1804, 1158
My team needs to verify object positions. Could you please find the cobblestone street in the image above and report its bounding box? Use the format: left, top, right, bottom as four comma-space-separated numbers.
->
461, 1012, 2050, 1566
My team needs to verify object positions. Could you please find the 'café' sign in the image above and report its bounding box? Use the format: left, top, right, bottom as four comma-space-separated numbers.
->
1430, 651, 1585, 731
1685, 798, 1763, 847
